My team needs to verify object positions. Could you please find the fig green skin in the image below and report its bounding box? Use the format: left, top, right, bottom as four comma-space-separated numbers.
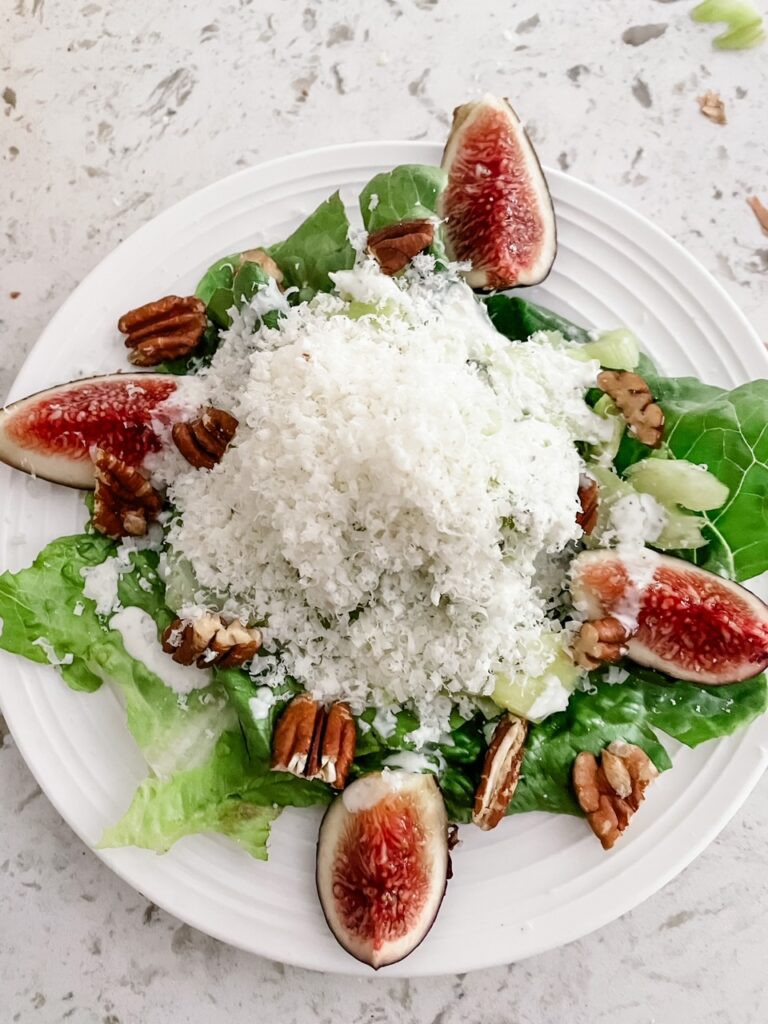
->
0, 372, 178, 490
572, 549, 768, 684
440, 94, 557, 291
315, 772, 450, 970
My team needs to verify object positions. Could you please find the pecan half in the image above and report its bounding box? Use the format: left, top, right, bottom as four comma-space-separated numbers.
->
367, 219, 435, 275
161, 613, 261, 669
572, 616, 629, 671
597, 370, 664, 448
118, 295, 207, 367
172, 407, 239, 470
241, 247, 285, 286
472, 714, 528, 830
747, 196, 768, 237
573, 741, 659, 849
697, 90, 726, 126
92, 447, 163, 539
576, 476, 599, 535
271, 694, 357, 789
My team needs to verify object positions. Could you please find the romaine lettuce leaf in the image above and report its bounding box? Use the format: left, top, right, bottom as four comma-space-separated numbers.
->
215, 667, 332, 807
99, 730, 278, 859
0, 534, 235, 777
268, 191, 356, 300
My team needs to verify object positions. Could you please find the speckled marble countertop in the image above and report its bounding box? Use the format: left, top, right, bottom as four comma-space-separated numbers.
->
2, 1, 768, 1021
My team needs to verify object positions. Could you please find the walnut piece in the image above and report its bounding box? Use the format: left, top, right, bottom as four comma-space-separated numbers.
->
172, 407, 239, 470
576, 475, 599, 536
597, 369, 664, 448
747, 196, 768, 237
573, 741, 659, 849
367, 219, 435, 275
241, 247, 285, 287
161, 613, 261, 669
473, 714, 528, 830
271, 693, 357, 789
91, 448, 163, 539
572, 616, 630, 671
118, 295, 207, 367
697, 90, 726, 125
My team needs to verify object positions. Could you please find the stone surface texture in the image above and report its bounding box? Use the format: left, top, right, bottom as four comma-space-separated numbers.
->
2, 1, 767, 1021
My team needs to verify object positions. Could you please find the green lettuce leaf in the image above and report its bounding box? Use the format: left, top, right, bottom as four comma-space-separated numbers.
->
268, 191, 356, 300
215, 667, 332, 808
512, 683, 673, 817
359, 165, 446, 233
616, 375, 768, 581
484, 295, 591, 343
0, 534, 235, 777
100, 730, 278, 859
358, 164, 448, 263
194, 255, 278, 331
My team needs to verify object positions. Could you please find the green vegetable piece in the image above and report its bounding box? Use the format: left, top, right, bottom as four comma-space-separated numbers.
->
589, 393, 625, 465
653, 508, 709, 551
691, 0, 765, 49
512, 683, 672, 817
492, 636, 581, 721
268, 191, 356, 299
484, 295, 591, 343
625, 457, 729, 512
195, 254, 242, 328
100, 731, 279, 860
0, 533, 235, 776
573, 328, 640, 371
359, 164, 447, 232
625, 667, 768, 747
661, 379, 768, 580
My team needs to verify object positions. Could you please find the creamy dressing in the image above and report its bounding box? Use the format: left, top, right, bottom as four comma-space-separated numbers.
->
341, 768, 409, 813
383, 750, 440, 774
110, 606, 212, 694
32, 637, 73, 666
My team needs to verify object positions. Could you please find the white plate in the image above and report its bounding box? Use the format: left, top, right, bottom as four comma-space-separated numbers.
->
1, 142, 767, 977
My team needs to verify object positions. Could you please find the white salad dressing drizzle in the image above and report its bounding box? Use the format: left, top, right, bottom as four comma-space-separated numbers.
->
342, 768, 409, 813
110, 606, 212, 694
383, 750, 442, 774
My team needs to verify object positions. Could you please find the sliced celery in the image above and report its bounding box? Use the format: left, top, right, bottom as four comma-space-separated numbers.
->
654, 509, 708, 551
624, 458, 729, 512
570, 328, 640, 371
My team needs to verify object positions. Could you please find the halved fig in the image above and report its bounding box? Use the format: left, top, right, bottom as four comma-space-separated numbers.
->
440, 94, 557, 289
0, 374, 185, 488
316, 770, 449, 969
571, 549, 768, 684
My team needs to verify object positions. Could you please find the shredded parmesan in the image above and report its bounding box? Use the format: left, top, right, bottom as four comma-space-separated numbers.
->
161, 262, 611, 741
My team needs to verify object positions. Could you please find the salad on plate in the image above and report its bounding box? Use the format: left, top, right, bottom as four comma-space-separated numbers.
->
2, 95, 768, 969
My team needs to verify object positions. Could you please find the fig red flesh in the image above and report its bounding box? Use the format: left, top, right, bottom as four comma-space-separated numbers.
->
441, 94, 557, 290
572, 550, 768, 684
333, 795, 432, 954
0, 374, 182, 489
316, 771, 449, 969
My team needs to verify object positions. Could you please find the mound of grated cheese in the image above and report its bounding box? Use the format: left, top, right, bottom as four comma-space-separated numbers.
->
160, 260, 611, 743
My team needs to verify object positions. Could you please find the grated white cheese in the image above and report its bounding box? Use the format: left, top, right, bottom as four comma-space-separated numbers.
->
162, 263, 611, 742
248, 686, 282, 721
